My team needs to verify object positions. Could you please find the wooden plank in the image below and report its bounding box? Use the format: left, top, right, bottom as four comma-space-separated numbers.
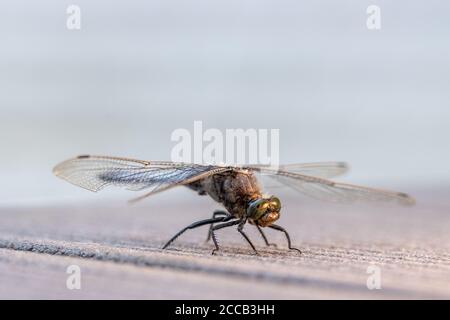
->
0, 190, 449, 299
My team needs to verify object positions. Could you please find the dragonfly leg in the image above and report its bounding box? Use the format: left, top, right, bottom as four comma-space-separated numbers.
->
210, 219, 240, 255
255, 225, 277, 247
163, 216, 231, 250
268, 224, 302, 254
205, 210, 231, 243
237, 220, 259, 255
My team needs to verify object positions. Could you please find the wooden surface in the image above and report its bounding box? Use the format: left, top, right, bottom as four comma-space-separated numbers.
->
0, 187, 449, 299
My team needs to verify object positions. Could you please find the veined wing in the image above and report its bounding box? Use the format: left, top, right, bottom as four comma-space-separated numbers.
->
247, 162, 348, 179
53, 155, 231, 200
250, 167, 415, 206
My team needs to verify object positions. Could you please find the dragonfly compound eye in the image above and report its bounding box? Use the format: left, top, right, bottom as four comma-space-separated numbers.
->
269, 196, 281, 211
247, 198, 269, 220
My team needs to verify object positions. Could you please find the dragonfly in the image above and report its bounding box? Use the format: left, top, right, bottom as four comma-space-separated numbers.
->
53, 155, 415, 255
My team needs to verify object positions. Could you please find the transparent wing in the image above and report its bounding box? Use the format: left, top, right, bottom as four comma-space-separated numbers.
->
53, 155, 231, 199
250, 167, 415, 206
248, 162, 349, 179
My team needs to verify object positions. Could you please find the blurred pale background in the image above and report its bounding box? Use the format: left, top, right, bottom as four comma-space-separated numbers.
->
1, 0, 449, 204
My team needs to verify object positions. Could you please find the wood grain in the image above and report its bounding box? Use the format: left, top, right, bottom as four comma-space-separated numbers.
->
0, 188, 449, 299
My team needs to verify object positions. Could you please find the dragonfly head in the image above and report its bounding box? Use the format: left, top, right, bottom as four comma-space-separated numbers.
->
247, 196, 281, 227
